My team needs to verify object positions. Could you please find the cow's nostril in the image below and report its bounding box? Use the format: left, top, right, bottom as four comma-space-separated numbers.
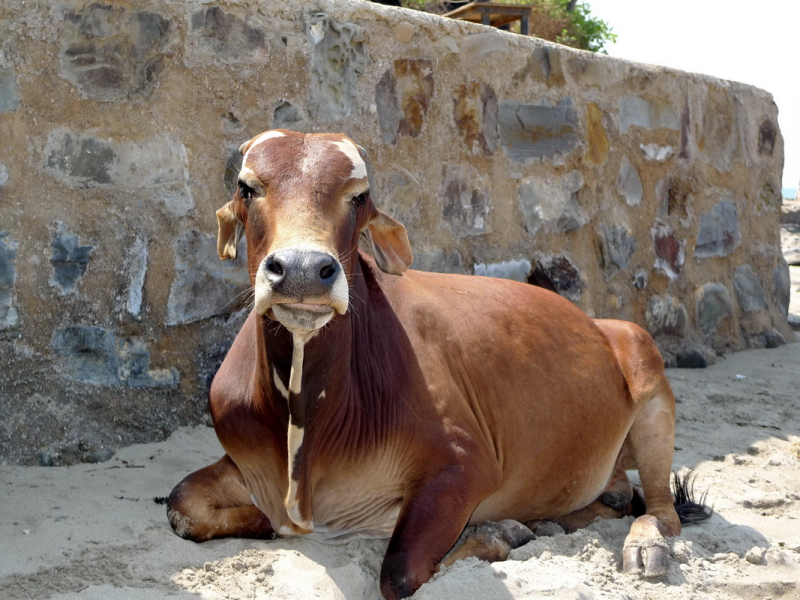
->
319, 262, 336, 281
266, 256, 284, 277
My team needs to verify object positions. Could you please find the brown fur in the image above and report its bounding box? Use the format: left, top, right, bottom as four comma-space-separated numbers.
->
167, 131, 681, 599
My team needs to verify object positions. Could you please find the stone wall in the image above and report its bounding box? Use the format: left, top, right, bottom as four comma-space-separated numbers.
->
0, 0, 791, 465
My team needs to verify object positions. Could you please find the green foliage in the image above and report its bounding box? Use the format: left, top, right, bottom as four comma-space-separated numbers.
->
400, 0, 616, 54
556, 1, 617, 54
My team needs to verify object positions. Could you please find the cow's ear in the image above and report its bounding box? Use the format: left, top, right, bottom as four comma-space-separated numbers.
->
216, 201, 244, 260
364, 210, 413, 275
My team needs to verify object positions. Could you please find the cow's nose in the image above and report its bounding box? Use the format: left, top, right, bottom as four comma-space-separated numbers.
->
264, 249, 339, 298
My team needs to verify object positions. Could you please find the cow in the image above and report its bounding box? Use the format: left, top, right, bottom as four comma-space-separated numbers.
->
167, 129, 690, 599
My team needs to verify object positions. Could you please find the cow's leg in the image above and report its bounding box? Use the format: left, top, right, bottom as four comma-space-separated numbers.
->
438, 520, 535, 569
167, 454, 274, 542
380, 466, 499, 600
620, 384, 680, 577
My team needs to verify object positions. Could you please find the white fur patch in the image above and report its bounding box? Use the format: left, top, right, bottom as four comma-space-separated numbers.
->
330, 140, 368, 181
242, 130, 285, 165
272, 367, 289, 400
289, 334, 306, 395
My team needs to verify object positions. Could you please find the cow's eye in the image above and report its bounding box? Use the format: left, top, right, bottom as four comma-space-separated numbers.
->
238, 181, 256, 206
352, 192, 368, 207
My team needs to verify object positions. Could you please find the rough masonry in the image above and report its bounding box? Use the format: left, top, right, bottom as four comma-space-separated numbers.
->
0, 0, 791, 464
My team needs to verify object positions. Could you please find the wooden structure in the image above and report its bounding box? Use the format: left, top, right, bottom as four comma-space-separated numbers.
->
443, 1, 532, 35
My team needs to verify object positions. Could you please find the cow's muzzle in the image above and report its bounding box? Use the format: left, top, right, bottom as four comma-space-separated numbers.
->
254, 247, 349, 332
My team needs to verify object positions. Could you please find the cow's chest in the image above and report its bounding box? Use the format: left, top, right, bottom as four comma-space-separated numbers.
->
239, 443, 406, 543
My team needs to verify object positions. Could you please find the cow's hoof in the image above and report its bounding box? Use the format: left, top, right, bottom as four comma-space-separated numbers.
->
622, 515, 669, 577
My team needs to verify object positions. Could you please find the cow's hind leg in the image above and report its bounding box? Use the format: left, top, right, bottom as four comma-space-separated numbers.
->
594, 320, 681, 578
167, 454, 274, 542
438, 520, 536, 569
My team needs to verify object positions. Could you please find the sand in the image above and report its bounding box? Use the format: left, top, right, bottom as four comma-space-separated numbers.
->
1, 339, 798, 600
2, 229, 800, 600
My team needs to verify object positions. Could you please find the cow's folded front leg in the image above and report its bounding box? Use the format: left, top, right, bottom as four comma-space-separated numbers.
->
379, 465, 500, 600
167, 454, 274, 542
438, 519, 536, 569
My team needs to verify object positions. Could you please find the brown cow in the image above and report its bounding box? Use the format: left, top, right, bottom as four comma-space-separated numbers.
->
167, 130, 685, 599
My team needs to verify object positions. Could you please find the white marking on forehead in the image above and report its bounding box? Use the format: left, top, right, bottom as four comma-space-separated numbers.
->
318, 390, 326, 400
242, 130, 286, 165
272, 367, 289, 400
330, 140, 368, 181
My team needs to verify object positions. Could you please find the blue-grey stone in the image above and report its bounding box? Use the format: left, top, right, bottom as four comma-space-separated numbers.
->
733, 265, 767, 313
616, 156, 642, 205
0, 232, 19, 331
0, 163, 8, 186
49, 223, 94, 294
0, 66, 20, 113
125, 237, 147, 318
166, 231, 250, 325
273, 101, 305, 129
597, 225, 636, 280
411, 250, 463, 274
645, 295, 687, 336
676, 347, 708, 369
190, 7, 265, 62
474, 259, 531, 282
51, 326, 119, 385
695, 199, 741, 258
618, 96, 679, 132
61, 4, 172, 101
517, 171, 585, 235
632, 270, 648, 291
499, 98, 578, 162
45, 132, 116, 185
442, 170, 490, 236
774, 258, 790, 316
308, 13, 367, 121
695, 283, 733, 332
763, 328, 787, 349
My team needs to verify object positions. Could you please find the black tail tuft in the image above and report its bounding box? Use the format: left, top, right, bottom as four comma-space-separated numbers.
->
672, 470, 713, 525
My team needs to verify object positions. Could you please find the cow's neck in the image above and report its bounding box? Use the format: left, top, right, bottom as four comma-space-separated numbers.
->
254, 272, 360, 532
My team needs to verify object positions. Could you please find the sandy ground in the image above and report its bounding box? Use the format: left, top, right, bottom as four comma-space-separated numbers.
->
2, 232, 799, 600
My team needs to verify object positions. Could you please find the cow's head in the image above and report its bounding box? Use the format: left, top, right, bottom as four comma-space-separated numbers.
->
216, 130, 413, 333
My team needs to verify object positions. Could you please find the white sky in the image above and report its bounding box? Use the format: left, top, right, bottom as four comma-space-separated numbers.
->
587, 0, 799, 192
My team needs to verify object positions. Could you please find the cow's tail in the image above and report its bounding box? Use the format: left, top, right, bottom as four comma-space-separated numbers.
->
672, 470, 713, 525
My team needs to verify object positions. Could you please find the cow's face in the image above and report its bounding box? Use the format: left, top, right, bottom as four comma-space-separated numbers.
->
216, 130, 413, 333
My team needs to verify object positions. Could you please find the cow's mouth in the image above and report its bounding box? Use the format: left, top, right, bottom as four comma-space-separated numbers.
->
269, 302, 335, 332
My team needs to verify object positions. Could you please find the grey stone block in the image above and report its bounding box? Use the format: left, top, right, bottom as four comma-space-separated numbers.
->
117, 337, 179, 388
695, 199, 741, 258
273, 101, 305, 130
453, 82, 498, 156
0, 232, 19, 331
309, 13, 367, 121
597, 225, 636, 281
474, 259, 532, 282
61, 3, 172, 101
0, 163, 8, 186
618, 96, 679, 132
125, 237, 147, 318
190, 7, 265, 62
499, 98, 578, 162
616, 156, 642, 206
166, 231, 250, 325
773, 258, 790, 316
763, 328, 787, 349
49, 222, 94, 294
51, 326, 119, 385
44, 130, 193, 215
645, 295, 687, 336
0, 66, 20, 113
517, 171, 585, 236
695, 283, 733, 332
733, 265, 767, 313
442, 167, 490, 236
